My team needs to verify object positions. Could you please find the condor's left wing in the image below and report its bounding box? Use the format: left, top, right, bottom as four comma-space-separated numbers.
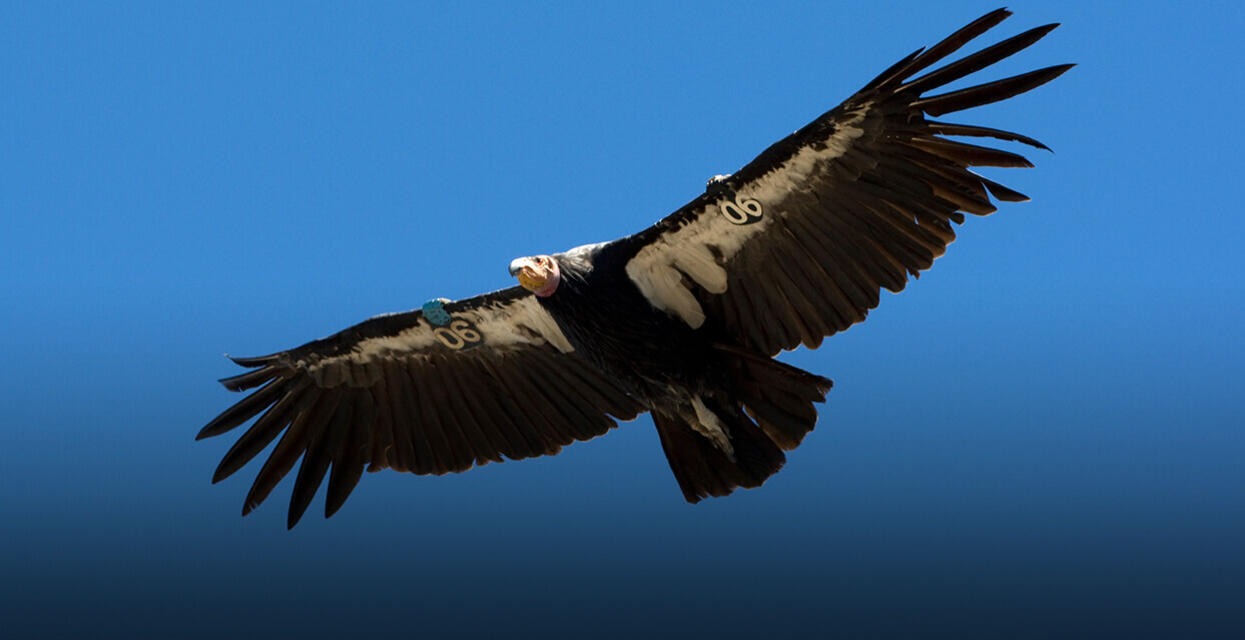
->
622, 9, 1071, 355
198, 287, 641, 528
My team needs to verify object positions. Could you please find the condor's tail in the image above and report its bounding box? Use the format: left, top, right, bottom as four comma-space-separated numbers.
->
654, 347, 832, 502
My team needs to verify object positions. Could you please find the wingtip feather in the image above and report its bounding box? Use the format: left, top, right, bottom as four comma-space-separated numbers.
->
898, 22, 1062, 96
915, 63, 1075, 116
227, 353, 280, 368
218, 366, 279, 392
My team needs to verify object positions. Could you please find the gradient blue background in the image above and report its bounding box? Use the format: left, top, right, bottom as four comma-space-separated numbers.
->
3, 2, 1242, 638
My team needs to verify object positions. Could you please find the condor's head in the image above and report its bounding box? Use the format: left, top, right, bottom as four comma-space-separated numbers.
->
509, 254, 561, 297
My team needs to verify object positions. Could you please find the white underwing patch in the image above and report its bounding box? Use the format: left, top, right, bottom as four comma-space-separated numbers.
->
306, 294, 574, 387
626, 108, 868, 328
672, 243, 728, 294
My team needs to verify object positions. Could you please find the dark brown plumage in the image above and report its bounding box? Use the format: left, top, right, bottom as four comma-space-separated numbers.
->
200, 9, 1069, 527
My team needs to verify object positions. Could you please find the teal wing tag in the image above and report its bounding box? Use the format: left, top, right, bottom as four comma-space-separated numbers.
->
422, 298, 453, 327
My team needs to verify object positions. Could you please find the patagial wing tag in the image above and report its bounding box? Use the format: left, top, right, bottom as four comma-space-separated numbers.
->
720, 193, 764, 225
422, 298, 454, 326
423, 298, 483, 350
432, 318, 483, 350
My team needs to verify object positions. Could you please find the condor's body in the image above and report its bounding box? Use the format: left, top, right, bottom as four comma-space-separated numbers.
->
198, 9, 1070, 528
537, 242, 721, 403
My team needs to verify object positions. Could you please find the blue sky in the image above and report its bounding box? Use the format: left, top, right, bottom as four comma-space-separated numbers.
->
2, 2, 1243, 638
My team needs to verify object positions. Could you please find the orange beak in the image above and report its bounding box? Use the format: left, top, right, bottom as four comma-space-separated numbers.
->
509, 257, 544, 291
509, 256, 560, 297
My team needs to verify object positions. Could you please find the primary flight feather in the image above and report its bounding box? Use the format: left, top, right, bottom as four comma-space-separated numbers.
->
199, 9, 1071, 528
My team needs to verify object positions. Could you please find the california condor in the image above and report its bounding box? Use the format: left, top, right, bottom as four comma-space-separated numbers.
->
199, 9, 1071, 528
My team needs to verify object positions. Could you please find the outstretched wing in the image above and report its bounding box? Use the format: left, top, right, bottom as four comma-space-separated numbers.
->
198, 286, 642, 528
622, 9, 1071, 355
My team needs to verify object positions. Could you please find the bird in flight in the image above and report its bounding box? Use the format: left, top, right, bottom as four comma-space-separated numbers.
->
199, 9, 1071, 528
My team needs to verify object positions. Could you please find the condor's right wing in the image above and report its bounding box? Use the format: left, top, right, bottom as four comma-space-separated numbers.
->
198, 286, 641, 528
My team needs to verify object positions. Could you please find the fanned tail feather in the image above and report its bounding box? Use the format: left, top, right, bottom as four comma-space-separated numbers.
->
653, 407, 784, 503
654, 348, 832, 502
